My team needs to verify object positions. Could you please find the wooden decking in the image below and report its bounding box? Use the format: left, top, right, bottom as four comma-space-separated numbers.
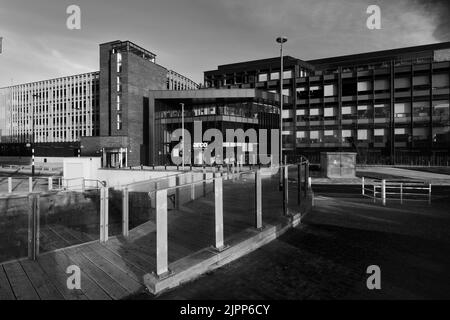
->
0, 176, 302, 300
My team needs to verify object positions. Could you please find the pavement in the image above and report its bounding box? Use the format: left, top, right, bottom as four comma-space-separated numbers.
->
129, 184, 450, 300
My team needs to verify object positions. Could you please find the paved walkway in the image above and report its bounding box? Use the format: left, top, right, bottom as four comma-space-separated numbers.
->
357, 166, 450, 185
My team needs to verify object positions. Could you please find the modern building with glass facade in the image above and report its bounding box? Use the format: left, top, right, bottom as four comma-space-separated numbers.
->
204, 42, 450, 165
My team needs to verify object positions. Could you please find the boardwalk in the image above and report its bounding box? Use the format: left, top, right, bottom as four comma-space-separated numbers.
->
0, 175, 304, 300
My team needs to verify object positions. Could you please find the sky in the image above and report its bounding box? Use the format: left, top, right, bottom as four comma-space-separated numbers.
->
0, 0, 449, 87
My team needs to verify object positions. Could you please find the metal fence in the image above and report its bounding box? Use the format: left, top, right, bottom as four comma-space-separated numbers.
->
361, 177, 432, 205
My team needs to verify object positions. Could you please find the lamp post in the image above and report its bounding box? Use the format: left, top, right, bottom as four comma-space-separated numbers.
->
31, 94, 39, 177
180, 103, 185, 170
276, 36, 287, 189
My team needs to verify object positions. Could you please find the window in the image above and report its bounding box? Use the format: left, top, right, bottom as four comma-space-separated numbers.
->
258, 73, 268, 82
324, 107, 335, 117
117, 76, 122, 92
413, 75, 429, 86
357, 129, 368, 140
432, 100, 449, 119
324, 130, 334, 136
432, 74, 450, 89
296, 131, 306, 138
310, 131, 319, 140
394, 103, 411, 117
395, 128, 406, 135
394, 77, 410, 90
374, 79, 389, 91
324, 84, 337, 97
357, 81, 372, 92
116, 95, 121, 111
117, 52, 122, 73
283, 70, 293, 79
413, 102, 429, 117
342, 130, 353, 138
342, 106, 354, 115
117, 114, 122, 130
270, 72, 280, 80
374, 129, 385, 136
310, 108, 320, 116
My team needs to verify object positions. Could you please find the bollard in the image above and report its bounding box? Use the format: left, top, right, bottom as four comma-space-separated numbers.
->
214, 175, 225, 250
155, 189, 169, 277
29, 177, 33, 193
28, 194, 40, 261
428, 183, 432, 205
122, 188, 129, 237
255, 170, 262, 230
362, 177, 365, 196
48, 177, 53, 191
381, 180, 386, 206
400, 183, 403, 204
190, 173, 195, 201
8, 177, 12, 193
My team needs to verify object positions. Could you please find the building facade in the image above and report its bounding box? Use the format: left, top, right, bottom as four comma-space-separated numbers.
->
0, 40, 199, 162
204, 42, 450, 165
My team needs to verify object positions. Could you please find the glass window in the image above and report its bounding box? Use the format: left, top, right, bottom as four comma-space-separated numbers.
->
270, 72, 280, 80
432, 74, 449, 88
116, 95, 121, 111
394, 77, 410, 89
374, 79, 389, 91
357, 129, 368, 140
258, 73, 268, 82
296, 131, 305, 138
310, 108, 320, 116
324, 84, 337, 97
395, 128, 406, 135
413, 75, 429, 86
116, 114, 122, 130
283, 70, 293, 79
413, 101, 429, 117
357, 81, 372, 92
116, 76, 122, 92
342, 106, 353, 115
374, 129, 385, 136
117, 52, 122, 73
324, 107, 335, 117
432, 100, 449, 119
324, 130, 334, 136
342, 130, 353, 138
310, 131, 319, 139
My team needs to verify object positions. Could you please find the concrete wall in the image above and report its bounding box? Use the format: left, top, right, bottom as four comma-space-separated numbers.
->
63, 157, 102, 189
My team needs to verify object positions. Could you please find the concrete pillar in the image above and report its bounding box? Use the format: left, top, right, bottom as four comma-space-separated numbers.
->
255, 170, 262, 230
8, 177, 12, 194
214, 174, 224, 250
122, 188, 129, 237
155, 189, 169, 277
48, 177, 53, 191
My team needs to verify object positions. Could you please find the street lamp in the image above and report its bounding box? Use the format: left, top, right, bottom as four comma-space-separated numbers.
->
276, 36, 287, 189
180, 103, 185, 170
31, 94, 39, 177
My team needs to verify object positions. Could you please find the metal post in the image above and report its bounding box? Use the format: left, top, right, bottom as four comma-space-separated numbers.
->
29, 177, 33, 193
190, 173, 195, 201
297, 163, 302, 205
400, 183, 403, 204
8, 177, 12, 193
122, 188, 129, 237
382, 179, 386, 206
304, 162, 309, 193
100, 187, 109, 243
214, 174, 225, 250
308, 177, 312, 189
48, 177, 53, 191
202, 168, 207, 196
28, 194, 40, 261
373, 185, 376, 203
428, 183, 432, 205
255, 170, 262, 230
362, 177, 365, 196
155, 189, 169, 277
181, 102, 185, 171
283, 164, 288, 216
176, 175, 181, 209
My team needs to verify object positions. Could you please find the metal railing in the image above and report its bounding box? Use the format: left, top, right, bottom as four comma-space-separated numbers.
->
113, 159, 312, 278
361, 177, 431, 205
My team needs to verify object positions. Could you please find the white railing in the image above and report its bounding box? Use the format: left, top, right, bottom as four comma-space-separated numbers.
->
362, 177, 431, 205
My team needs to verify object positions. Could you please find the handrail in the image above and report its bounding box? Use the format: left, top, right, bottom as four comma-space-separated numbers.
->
361, 176, 431, 205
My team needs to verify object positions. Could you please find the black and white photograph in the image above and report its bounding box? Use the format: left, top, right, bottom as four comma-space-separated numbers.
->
0, 0, 449, 310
